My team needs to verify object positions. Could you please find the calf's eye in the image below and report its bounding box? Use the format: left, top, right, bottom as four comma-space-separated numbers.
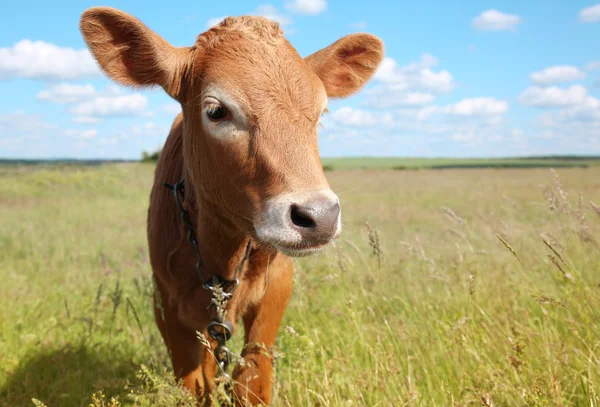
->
206, 105, 228, 122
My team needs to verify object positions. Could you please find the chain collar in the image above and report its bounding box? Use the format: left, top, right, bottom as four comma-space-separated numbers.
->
163, 178, 253, 390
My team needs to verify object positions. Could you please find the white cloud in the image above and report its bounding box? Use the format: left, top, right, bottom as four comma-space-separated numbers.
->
70, 94, 149, 118
102, 122, 170, 158
533, 94, 600, 149
36, 84, 150, 123
62, 128, 98, 139
36, 83, 96, 104
420, 69, 455, 93
320, 93, 512, 152
285, 0, 326, 15
450, 131, 476, 142
73, 116, 99, 124
0, 112, 57, 156
364, 89, 435, 108
472, 9, 522, 32
0, 40, 100, 80
162, 102, 182, 115
252, 5, 292, 26
329, 107, 393, 127
555, 96, 600, 122
367, 54, 455, 108
511, 128, 525, 139
442, 97, 508, 116
374, 54, 455, 93
392, 98, 508, 122
349, 21, 368, 30
414, 106, 439, 121
579, 3, 600, 23
206, 16, 226, 29
375, 54, 435, 83
374, 55, 455, 94
130, 122, 169, 136
586, 61, 600, 71
99, 137, 118, 145
81, 129, 98, 139
394, 92, 436, 106
0, 111, 56, 135
518, 85, 588, 107
530, 65, 586, 84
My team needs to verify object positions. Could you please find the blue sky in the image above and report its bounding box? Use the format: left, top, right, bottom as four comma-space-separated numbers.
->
1, 0, 599, 159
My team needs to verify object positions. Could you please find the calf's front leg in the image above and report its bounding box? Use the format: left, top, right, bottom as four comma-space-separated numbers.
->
232, 260, 293, 406
153, 280, 218, 403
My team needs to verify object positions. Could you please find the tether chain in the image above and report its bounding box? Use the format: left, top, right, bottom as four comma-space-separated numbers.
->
163, 178, 253, 393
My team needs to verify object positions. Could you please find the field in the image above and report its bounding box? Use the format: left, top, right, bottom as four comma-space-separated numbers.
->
1, 163, 599, 406
320, 156, 600, 171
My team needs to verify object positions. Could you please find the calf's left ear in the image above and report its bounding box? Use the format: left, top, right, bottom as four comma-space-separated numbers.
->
304, 33, 384, 98
79, 7, 193, 100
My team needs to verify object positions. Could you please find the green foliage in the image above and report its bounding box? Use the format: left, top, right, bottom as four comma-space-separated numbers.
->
140, 149, 161, 163
1, 164, 599, 406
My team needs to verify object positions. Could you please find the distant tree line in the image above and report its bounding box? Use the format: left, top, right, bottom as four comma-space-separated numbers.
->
139, 148, 335, 171
141, 149, 161, 163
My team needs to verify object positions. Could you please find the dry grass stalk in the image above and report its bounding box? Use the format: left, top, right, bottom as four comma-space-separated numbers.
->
496, 234, 522, 263
539, 169, 573, 215
551, 168, 571, 214
577, 193, 588, 233
366, 221, 383, 269
534, 296, 566, 308
590, 200, 600, 218
540, 232, 565, 252
540, 184, 559, 212
576, 192, 596, 245
468, 273, 475, 296
481, 393, 495, 407
542, 238, 566, 265
334, 241, 348, 274
399, 238, 435, 267
441, 206, 466, 225
415, 235, 435, 266
456, 242, 464, 263
343, 239, 362, 254
547, 254, 574, 281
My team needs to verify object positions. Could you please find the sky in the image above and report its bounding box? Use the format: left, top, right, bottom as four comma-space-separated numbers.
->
0, 0, 599, 159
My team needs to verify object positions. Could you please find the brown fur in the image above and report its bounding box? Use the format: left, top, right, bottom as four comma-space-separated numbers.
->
80, 7, 383, 406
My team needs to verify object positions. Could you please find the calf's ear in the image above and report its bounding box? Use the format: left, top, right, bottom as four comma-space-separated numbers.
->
79, 7, 193, 100
304, 33, 384, 98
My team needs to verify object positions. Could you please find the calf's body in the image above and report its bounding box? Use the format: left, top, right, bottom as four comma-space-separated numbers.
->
80, 7, 383, 405
147, 114, 293, 404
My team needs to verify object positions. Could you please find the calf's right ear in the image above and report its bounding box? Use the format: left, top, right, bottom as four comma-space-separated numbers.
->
79, 7, 193, 100
305, 33, 384, 98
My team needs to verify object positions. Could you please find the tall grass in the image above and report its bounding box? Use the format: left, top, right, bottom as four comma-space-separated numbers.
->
0, 164, 598, 406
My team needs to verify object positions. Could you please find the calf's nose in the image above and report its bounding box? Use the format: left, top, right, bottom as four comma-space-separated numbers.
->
289, 197, 340, 242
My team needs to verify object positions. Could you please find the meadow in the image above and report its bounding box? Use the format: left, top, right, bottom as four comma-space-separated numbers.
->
0, 162, 599, 406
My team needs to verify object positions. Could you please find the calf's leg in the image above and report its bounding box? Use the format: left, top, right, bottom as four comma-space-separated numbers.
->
232, 261, 293, 406
153, 282, 216, 402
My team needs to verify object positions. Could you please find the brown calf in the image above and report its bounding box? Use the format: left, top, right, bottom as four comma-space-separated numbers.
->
80, 7, 383, 406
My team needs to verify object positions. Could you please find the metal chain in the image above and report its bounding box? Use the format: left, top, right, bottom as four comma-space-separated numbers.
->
163, 178, 253, 390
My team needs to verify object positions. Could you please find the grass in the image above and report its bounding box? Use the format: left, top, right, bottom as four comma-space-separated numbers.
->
320, 156, 600, 171
1, 163, 599, 406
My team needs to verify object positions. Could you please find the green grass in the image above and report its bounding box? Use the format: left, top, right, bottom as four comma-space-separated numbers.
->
1, 164, 599, 406
321, 156, 600, 171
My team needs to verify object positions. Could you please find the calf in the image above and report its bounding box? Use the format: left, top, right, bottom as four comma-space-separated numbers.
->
80, 7, 383, 405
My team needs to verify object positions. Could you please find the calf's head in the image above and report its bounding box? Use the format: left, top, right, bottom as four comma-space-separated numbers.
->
80, 7, 384, 256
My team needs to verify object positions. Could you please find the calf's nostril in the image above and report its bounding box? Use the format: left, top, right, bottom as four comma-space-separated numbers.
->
290, 204, 316, 229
